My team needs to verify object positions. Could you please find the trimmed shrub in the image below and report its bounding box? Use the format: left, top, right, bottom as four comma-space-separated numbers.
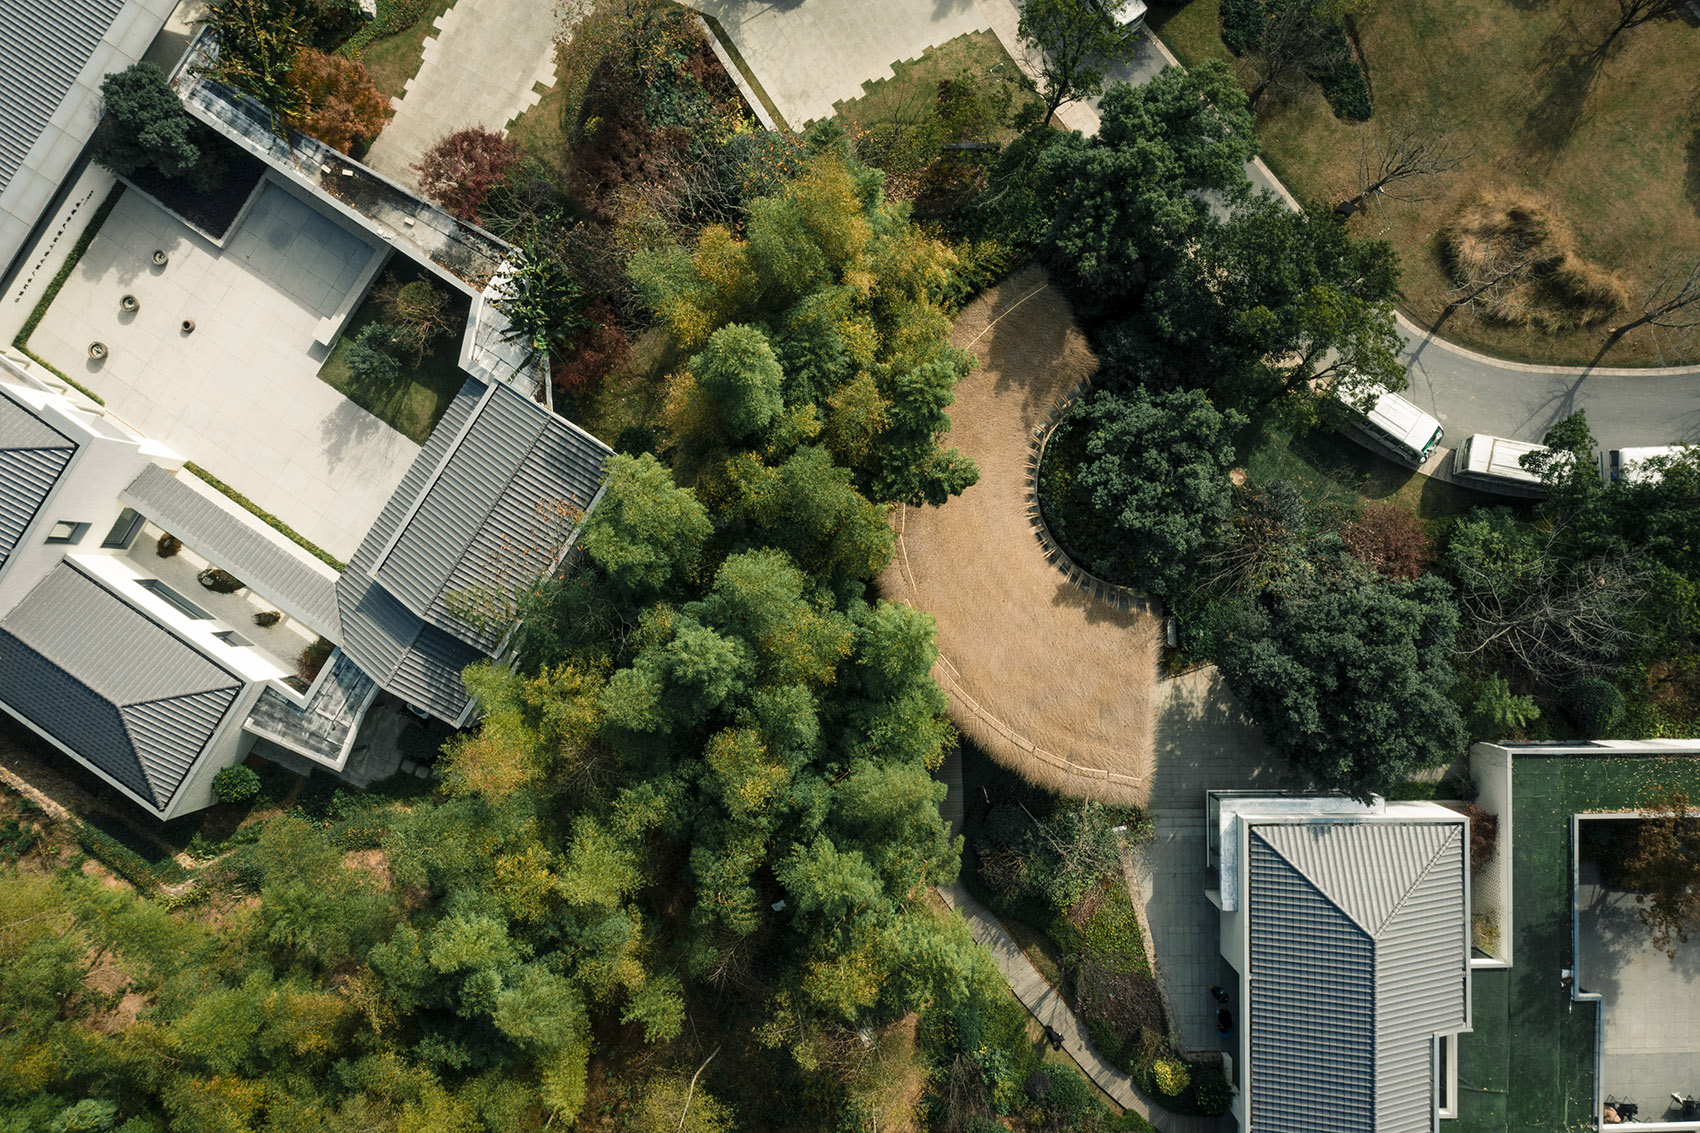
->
1193, 1066, 1233, 1116
345, 323, 403, 386
375, 274, 455, 361
1220, 0, 1266, 54
1317, 57, 1372, 121
1152, 1058, 1190, 1097
1341, 503, 1433, 580
156, 533, 181, 558
212, 764, 262, 805
197, 567, 245, 593
1565, 676, 1625, 738
253, 610, 282, 627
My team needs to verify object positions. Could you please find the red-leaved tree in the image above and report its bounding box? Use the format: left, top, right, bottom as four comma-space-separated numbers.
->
288, 48, 391, 154
413, 127, 522, 223
1340, 503, 1434, 580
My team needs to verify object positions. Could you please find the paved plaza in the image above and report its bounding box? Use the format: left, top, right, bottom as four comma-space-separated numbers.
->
28, 182, 420, 561
1578, 872, 1700, 1116
690, 0, 995, 127
364, 0, 559, 186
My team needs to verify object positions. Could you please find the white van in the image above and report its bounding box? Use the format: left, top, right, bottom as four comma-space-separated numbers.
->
1603, 445, 1690, 484
1337, 385, 1444, 467
1093, 0, 1148, 32
1451, 434, 1552, 497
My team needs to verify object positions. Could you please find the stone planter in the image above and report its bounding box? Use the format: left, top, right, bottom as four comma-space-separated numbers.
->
88, 341, 107, 360
151, 249, 168, 266
120, 294, 139, 312
181, 319, 196, 334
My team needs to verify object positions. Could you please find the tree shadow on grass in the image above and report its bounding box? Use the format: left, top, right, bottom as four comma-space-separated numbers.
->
1518, 42, 1606, 156
1686, 127, 1700, 219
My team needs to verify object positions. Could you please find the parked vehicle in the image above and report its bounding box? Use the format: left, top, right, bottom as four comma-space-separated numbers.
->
1451, 433, 1553, 497
1092, 0, 1148, 32
1601, 445, 1691, 484
1337, 384, 1444, 468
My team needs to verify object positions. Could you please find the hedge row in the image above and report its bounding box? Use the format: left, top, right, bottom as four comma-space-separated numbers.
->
10, 183, 126, 405
339, 0, 437, 59
184, 462, 347, 571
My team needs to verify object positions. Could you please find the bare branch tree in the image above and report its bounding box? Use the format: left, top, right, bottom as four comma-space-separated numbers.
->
1245, 1, 1351, 109
1595, 0, 1687, 56
1436, 242, 1559, 330
1594, 259, 1700, 361
1335, 120, 1471, 216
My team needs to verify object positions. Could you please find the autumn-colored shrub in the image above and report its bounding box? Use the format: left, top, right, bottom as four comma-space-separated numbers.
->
412, 127, 522, 222
1340, 503, 1433, 579
1461, 803, 1498, 872
289, 48, 392, 154
552, 311, 632, 398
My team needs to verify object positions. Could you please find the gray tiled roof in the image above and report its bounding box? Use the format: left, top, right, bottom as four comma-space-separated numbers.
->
370, 381, 608, 650
0, 386, 77, 570
336, 378, 608, 721
0, 0, 128, 193
121, 465, 342, 639
1247, 820, 1467, 1133
0, 561, 243, 809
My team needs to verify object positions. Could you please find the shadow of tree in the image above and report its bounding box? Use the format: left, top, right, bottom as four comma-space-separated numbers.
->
1686, 127, 1700, 219
1518, 37, 1606, 153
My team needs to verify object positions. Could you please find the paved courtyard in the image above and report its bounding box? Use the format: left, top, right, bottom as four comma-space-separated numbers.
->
690, 0, 994, 127
1578, 873, 1700, 1116
364, 0, 559, 186
29, 182, 420, 561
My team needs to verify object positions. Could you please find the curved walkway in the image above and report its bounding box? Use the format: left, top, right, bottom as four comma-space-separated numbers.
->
880, 266, 1164, 805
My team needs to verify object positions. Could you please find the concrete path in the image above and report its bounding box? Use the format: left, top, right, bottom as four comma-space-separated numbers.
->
364, 0, 559, 187
688, 0, 993, 127
938, 879, 1227, 1133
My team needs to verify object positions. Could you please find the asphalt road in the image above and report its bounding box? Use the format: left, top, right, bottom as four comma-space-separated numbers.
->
1103, 37, 1700, 452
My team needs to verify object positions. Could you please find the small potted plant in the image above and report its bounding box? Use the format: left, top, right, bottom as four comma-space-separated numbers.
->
181, 319, 196, 334
87, 341, 107, 360
152, 249, 168, 266
120, 294, 139, 312
156, 533, 181, 557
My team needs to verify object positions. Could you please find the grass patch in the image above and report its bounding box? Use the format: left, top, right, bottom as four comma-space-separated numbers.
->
1145, 0, 1233, 67
1241, 422, 1508, 532
506, 41, 573, 177
315, 260, 470, 444
183, 463, 345, 571
1004, 916, 1066, 987
344, 0, 456, 102
1232, 0, 1700, 365
833, 29, 1039, 150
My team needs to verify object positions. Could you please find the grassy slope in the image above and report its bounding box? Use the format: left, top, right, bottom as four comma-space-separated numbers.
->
1153, 0, 1700, 367
359, 0, 457, 102
832, 30, 1042, 146
316, 261, 469, 444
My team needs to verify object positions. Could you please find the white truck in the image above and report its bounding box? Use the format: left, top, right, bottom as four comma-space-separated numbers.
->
1451, 433, 1554, 497
1337, 385, 1444, 468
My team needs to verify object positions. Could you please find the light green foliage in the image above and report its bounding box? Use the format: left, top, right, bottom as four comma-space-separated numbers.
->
1152, 1057, 1190, 1097
726, 446, 895, 593
1019, 0, 1141, 123
632, 149, 979, 506
579, 453, 713, 600
1468, 674, 1540, 739
691, 324, 785, 441
630, 1072, 734, 1133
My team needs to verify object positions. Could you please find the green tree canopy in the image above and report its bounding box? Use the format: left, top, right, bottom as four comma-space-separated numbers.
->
95, 62, 204, 179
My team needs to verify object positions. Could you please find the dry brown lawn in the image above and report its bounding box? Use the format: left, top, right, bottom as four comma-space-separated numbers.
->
879, 267, 1162, 807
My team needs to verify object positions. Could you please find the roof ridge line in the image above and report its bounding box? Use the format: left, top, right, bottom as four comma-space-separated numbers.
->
1249, 826, 1377, 937
1365, 822, 1462, 937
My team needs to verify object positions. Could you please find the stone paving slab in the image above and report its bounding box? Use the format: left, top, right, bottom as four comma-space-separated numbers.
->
365, 0, 560, 187
689, 0, 992, 127
27, 185, 418, 561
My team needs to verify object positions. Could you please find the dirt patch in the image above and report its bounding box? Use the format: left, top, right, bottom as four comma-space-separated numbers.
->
343, 848, 393, 890
80, 858, 130, 892
878, 266, 1160, 806
83, 948, 148, 1035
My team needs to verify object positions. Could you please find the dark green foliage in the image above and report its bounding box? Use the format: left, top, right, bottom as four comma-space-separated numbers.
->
212, 764, 262, 805
1193, 1065, 1234, 1116
1037, 64, 1258, 318
1216, 554, 1467, 798
95, 63, 203, 180
1042, 385, 1243, 599
196, 567, 244, 593
1018, 0, 1141, 124
1318, 56, 1373, 121
1565, 677, 1626, 738
344, 322, 402, 386
1220, 0, 1267, 54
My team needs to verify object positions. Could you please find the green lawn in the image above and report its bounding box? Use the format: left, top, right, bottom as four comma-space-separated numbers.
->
1241, 422, 1510, 531
1148, 0, 1700, 367
357, 0, 456, 102
834, 30, 1039, 143
316, 261, 469, 444
1456, 752, 1700, 1131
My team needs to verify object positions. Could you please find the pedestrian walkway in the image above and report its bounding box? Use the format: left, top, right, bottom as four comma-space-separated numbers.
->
364, 0, 559, 187
937, 879, 1227, 1133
